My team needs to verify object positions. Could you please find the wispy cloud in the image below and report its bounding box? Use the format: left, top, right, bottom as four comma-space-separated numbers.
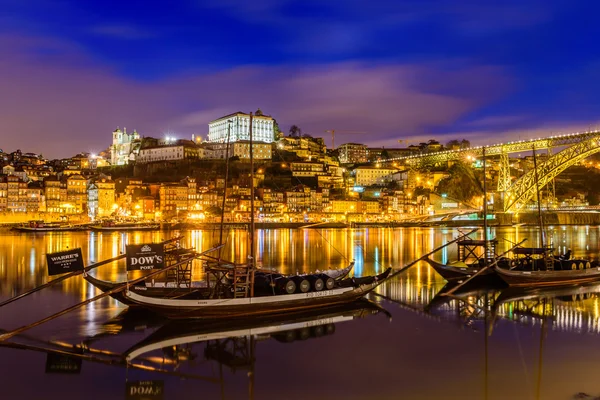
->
0, 34, 514, 157
90, 24, 154, 40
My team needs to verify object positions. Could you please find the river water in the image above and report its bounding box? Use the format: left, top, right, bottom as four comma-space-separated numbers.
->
1, 226, 600, 399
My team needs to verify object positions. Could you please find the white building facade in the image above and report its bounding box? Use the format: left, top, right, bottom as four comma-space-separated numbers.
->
137, 144, 200, 164
208, 112, 275, 143
111, 127, 140, 166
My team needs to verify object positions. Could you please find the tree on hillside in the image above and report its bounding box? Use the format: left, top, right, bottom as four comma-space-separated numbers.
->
289, 125, 302, 137
446, 139, 460, 149
436, 161, 483, 204
273, 119, 283, 140
446, 139, 471, 150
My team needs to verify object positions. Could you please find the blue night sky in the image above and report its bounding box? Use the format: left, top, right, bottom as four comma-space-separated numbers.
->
2, 0, 600, 157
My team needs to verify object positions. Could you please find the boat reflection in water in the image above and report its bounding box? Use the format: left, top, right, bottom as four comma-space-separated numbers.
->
378, 272, 600, 336
124, 299, 389, 364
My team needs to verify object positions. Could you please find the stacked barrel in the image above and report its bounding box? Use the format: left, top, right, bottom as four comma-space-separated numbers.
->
253, 272, 337, 295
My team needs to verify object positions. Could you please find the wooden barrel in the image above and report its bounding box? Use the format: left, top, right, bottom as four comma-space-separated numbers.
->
290, 276, 310, 293
311, 325, 325, 337
297, 327, 311, 340
274, 277, 296, 294
319, 274, 335, 290
324, 324, 336, 335
273, 330, 296, 343
306, 275, 324, 291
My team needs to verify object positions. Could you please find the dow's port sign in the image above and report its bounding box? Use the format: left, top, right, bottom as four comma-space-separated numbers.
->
125, 380, 164, 400
126, 243, 164, 271
46, 248, 84, 276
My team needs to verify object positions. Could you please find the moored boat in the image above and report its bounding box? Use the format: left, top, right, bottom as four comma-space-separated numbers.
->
90, 220, 160, 231
121, 268, 391, 319
494, 264, 600, 287
494, 247, 600, 287
12, 220, 89, 232
83, 262, 355, 306
424, 238, 507, 283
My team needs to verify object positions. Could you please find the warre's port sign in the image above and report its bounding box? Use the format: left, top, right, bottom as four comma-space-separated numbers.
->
46, 248, 84, 276
126, 243, 164, 271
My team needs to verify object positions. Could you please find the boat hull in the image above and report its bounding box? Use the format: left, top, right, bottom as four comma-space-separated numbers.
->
84, 263, 355, 306
84, 275, 203, 306
123, 269, 391, 319
13, 226, 88, 232
425, 257, 501, 283
90, 224, 160, 231
494, 266, 600, 287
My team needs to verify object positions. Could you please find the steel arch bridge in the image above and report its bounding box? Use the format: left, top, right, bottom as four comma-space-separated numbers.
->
504, 135, 600, 212
378, 130, 600, 213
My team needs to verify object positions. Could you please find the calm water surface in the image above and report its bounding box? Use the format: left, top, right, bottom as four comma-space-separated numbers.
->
1, 226, 600, 400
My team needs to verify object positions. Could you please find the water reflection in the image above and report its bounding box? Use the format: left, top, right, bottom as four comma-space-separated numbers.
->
4, 227, 600, 398
0, 300, 387, 400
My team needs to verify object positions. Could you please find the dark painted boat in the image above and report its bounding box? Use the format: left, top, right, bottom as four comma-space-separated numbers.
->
84, 262, 355, 306
12, 220, 89, 232
90, 220, 160, 231
424, 257, 503, 282
494, 247, 600, 287
424, 238, 507, 283
122, 268, 391, 319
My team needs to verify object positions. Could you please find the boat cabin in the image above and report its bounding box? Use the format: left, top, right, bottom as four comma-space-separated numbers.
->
27, 220, 61, 228
512, 247, 556, 270
457, 239, 498, 265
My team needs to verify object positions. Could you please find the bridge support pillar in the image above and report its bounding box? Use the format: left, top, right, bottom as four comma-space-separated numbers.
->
497, 149, 511, 208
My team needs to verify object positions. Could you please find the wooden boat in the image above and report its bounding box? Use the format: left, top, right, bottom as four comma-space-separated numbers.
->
494, 247, 600, 287
424, 239, 507, 283
12, 220, 88, 232
425, 257, 499, 281
121, 268, 391, 319
124, 299, 387, 362
90, 220, 160, 231
494, 264, 600, 287
83, 262, 355, 306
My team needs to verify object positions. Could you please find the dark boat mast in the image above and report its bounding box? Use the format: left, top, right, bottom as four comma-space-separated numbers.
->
249, 112, 256, 296
218, 121, 232, 261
